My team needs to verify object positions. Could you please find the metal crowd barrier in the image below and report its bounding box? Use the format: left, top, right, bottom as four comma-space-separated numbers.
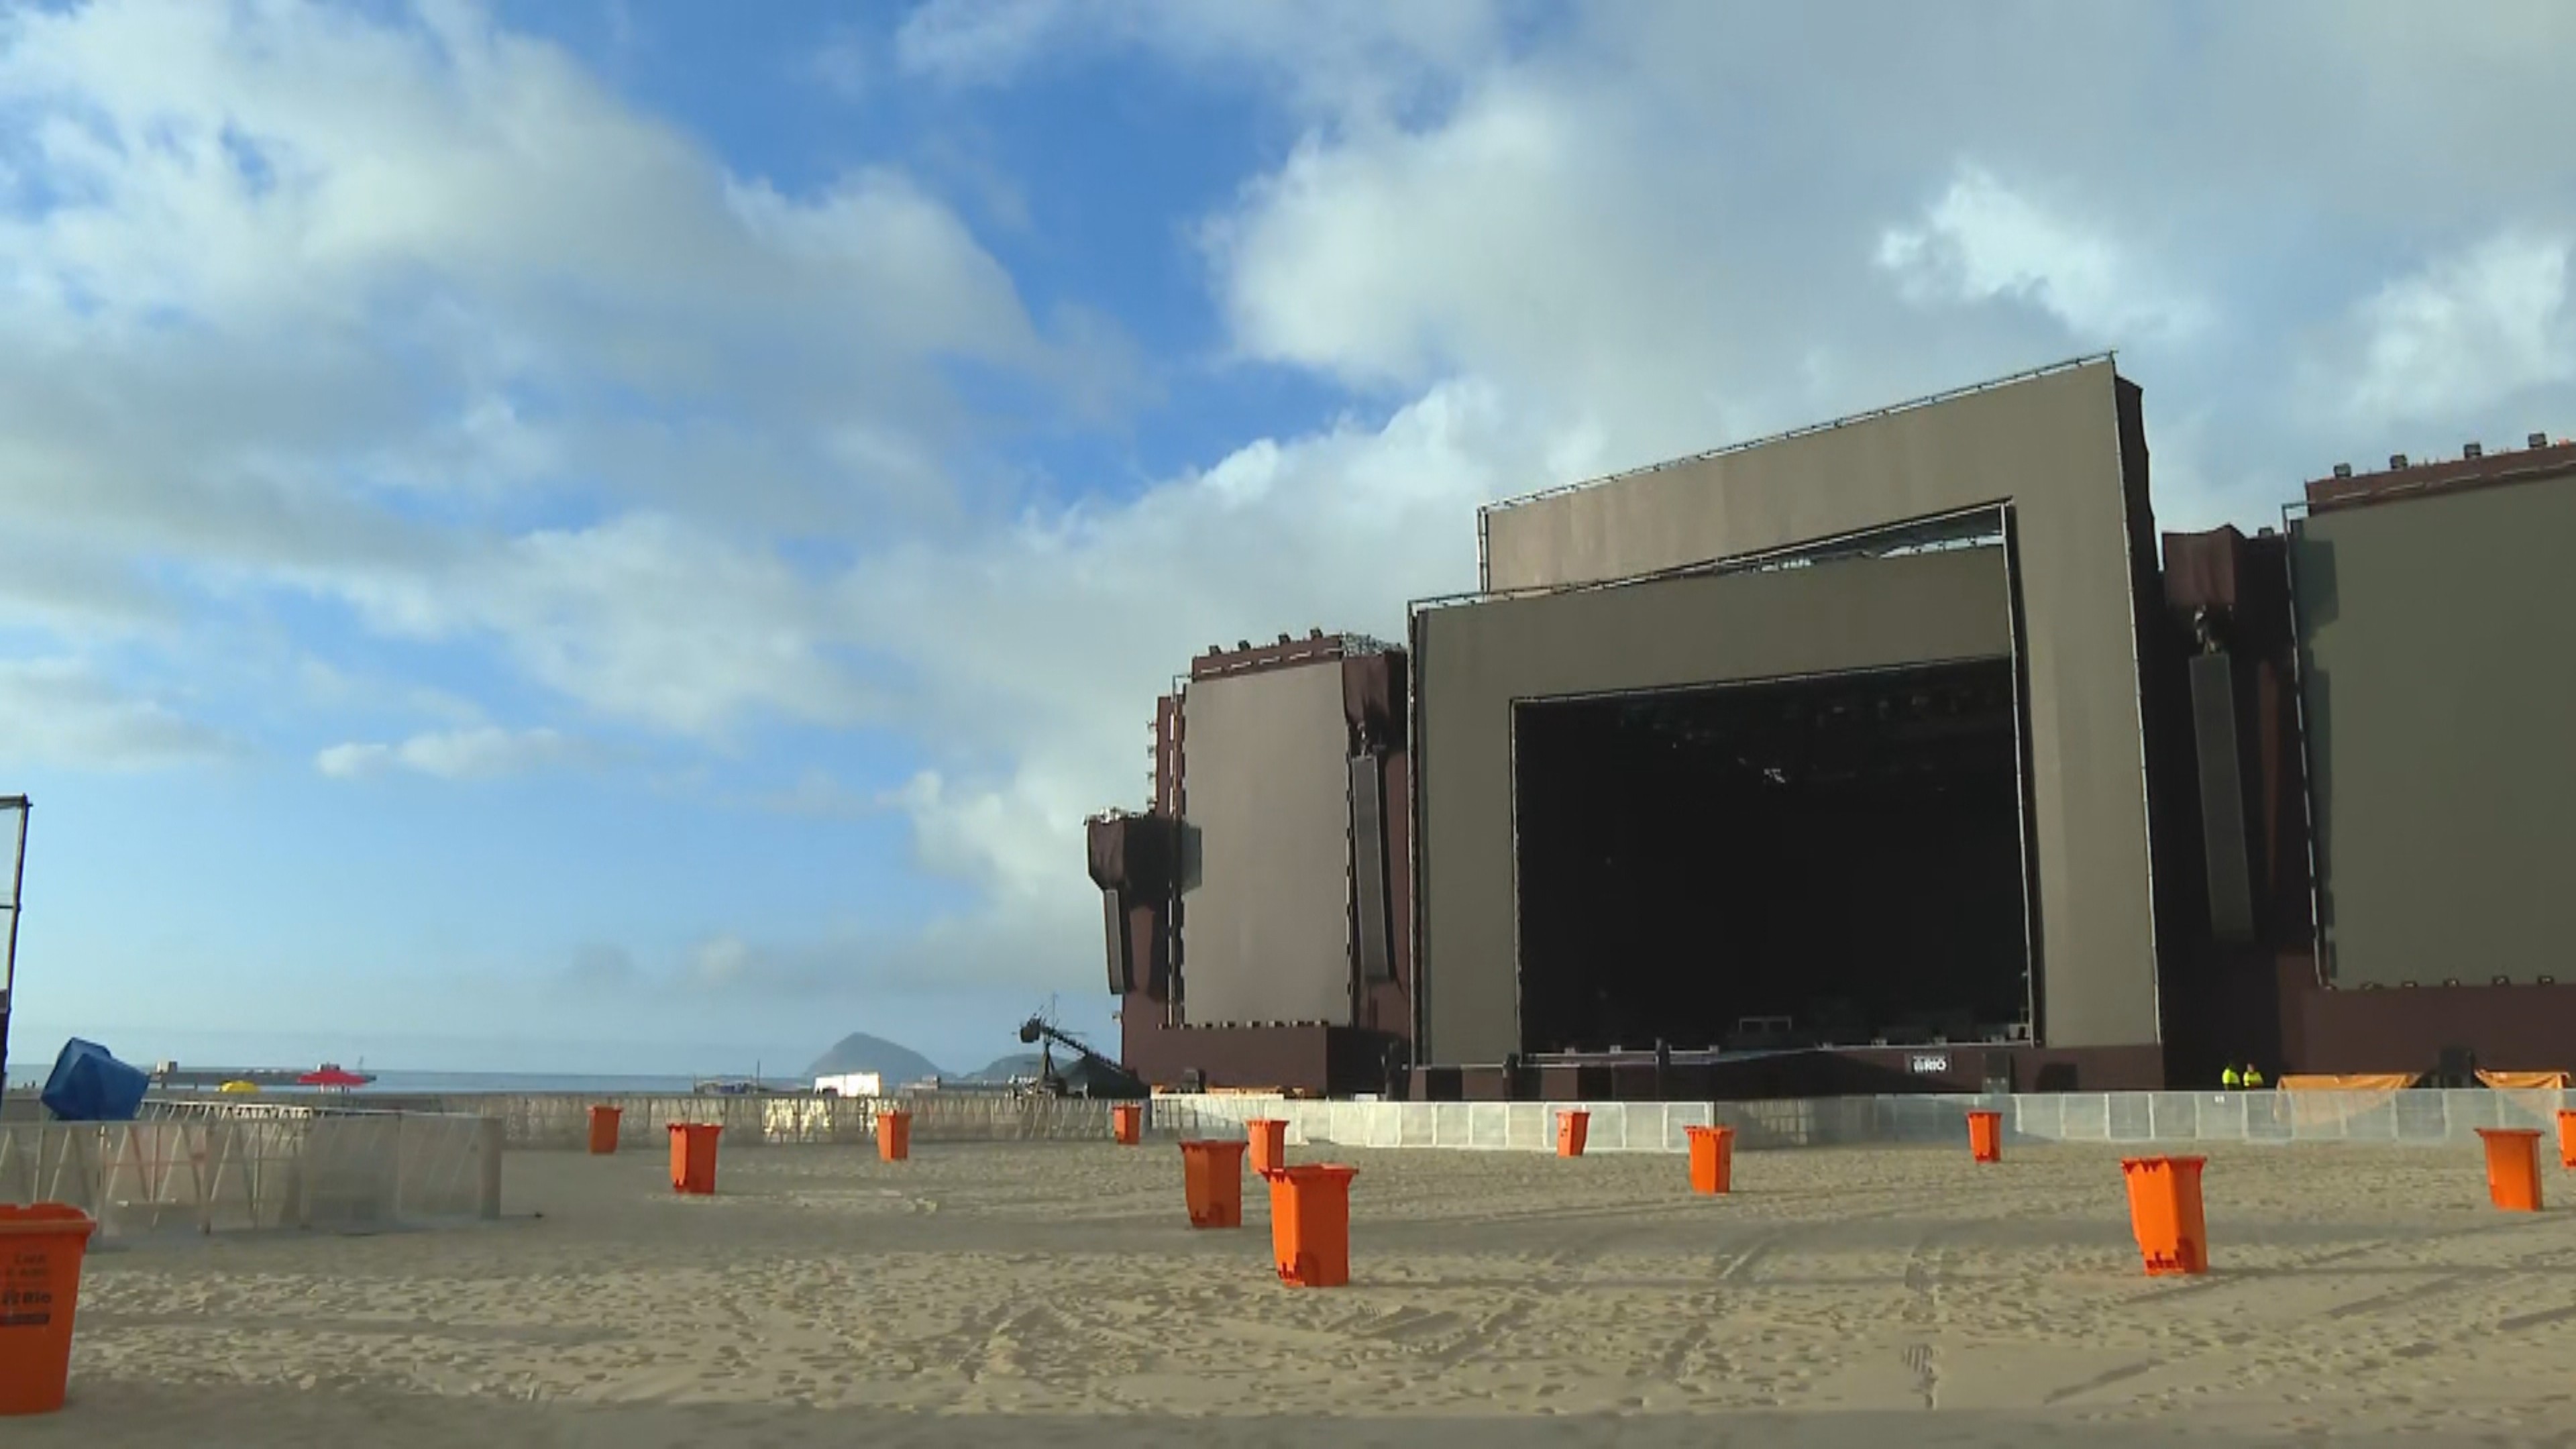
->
1150, 1087, 2576, 1154
0, 1105, 503, 1236
341, 1090, 1128, 1150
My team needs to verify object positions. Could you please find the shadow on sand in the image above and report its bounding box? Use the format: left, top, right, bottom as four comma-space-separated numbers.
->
7, 1382, 2558, 1449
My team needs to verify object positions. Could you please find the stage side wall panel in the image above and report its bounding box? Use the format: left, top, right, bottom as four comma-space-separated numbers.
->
1179, 664, 1354, 1026
1476, 361, 2160, 1052
2291, 477, 2576, 989
1416, 546, 2012, 1065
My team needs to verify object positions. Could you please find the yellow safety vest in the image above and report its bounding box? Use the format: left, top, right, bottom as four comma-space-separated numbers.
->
2243, 1069, 2265, 1088
2220, 1067, 2241, 1088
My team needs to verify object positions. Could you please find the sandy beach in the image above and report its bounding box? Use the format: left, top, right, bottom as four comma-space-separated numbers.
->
18, 1138, 2576, 1448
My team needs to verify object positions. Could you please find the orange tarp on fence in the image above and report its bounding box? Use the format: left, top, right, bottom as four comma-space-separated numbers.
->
2280, 1071, 2566, 1091
2279, 1073, 2420, 1092
2476, 1071, 2570, 1091
2277, 1077, 2412, 1132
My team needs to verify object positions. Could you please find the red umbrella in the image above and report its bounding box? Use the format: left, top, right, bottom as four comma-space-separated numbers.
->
297, 1065, 370, 1090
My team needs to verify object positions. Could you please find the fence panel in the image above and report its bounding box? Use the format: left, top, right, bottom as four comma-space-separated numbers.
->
102, 1086, 2562, 1168
0, 1119, 311, 1234
3, 1107, 500, 1236
1127, 1087, 2573, 1155
402, 1091, 1140, 1150
2489, 1089, 2563, 1132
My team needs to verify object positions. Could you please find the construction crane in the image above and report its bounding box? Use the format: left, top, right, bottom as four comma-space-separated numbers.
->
1016, 1014, 1149, 1100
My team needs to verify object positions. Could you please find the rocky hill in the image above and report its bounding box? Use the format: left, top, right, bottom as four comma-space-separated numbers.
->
804, 1032, 944, 1085
967, 1052, 1044, 1082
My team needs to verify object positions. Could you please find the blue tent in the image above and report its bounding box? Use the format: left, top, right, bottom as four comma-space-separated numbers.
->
40, 1038, 149, 1122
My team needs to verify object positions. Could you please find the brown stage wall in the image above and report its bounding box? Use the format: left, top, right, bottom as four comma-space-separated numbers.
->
1121, 1021, 1406, 1097
2295, 985, 2576, 1077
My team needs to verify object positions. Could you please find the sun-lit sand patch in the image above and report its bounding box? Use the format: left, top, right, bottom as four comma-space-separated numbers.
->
17, 1138, 2576, 1447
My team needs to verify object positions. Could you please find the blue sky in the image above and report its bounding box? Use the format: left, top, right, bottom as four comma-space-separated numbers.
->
3, 0, 2571, 1079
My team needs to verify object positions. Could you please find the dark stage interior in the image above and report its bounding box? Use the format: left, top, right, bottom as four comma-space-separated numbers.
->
1513, 658, 2033, 1057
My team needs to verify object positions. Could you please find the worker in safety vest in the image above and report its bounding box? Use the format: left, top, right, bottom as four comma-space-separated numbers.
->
2221, 1065, 2242, 1089
2242, 1065, 2266, 1089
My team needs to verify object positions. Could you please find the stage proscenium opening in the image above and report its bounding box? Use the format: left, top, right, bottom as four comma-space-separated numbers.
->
1511, 659, 2033, 1055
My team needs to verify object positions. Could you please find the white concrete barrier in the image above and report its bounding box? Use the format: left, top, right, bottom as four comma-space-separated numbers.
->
1150, 1087, 2575, 1153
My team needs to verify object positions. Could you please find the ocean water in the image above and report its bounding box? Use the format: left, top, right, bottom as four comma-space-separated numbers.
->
2, 1067, 776, 1095
337, 1071, 724, 1095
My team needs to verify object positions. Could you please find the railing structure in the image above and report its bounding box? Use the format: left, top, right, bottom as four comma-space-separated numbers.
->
0, 1100, 502, 1237
275, 1091, 1133, 1151
68, 1086, 2569, 1177
1152, 1087, 2576, 1154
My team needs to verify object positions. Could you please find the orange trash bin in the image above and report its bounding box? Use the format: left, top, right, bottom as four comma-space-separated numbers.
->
667, 1122, 722, 1195
1556, 1110, 1590, 1157
588, 1104, 623, 1155
1967, 1110, 2002, 1164
876, 1108, 912, 1163
1684, 1124, 1735, 1195
2120, 1156, 2209, 1276
1246, 1118, 1287, 1177
1112, 1102, 1144, 1146
0, 1203, 97, 1416
1267, 1163, 1359, 1288
2557, 1110, 2576, 1170
2476, 1128, 2544, 1213
1180, 1140, 1249, 1228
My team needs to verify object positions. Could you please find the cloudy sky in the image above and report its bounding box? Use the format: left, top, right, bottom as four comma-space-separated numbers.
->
3, 0, 2570, 1079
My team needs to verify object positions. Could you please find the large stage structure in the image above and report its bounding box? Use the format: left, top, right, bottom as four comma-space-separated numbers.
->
1087, 358, 2576, 1099
2165, 433, 2576, 1081
1085, 632, 1412, 1096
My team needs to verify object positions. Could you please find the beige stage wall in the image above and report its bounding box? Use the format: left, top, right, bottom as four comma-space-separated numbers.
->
1413, 545, 2016, 1064
1450, 359, 2163, 1058
2291, 473, 2576, 989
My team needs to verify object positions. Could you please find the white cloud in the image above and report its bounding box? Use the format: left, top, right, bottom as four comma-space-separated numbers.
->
2339, 231, 2575, 424
0, 1, 1038, 367
315, 725, 590, 781
292, 658, 486, 726
1175, 4, 2576, 550
894, 0, 1511, 117
835, 380, 1574, 972
0, 659, 241, 771
676, 924, 1020, 998
742, 769, 899, 820
1206, 85, 1599, 391
687, 934, 759, 987
321, 513, 885, 739
1875, 165, 2212, 343
13, 0, 2576, 1015
0, 0, 1111, 677
894, 0, 1062, 83
0, 533, 183, 638
1200, 76, 1854, 472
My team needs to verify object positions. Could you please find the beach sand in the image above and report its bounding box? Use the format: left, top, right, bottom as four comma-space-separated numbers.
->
17, 1138, 2576, 1447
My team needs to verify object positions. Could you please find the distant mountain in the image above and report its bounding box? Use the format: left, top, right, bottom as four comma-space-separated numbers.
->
968, 1053, 1044, 1082
804, 1033, 945, 1085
